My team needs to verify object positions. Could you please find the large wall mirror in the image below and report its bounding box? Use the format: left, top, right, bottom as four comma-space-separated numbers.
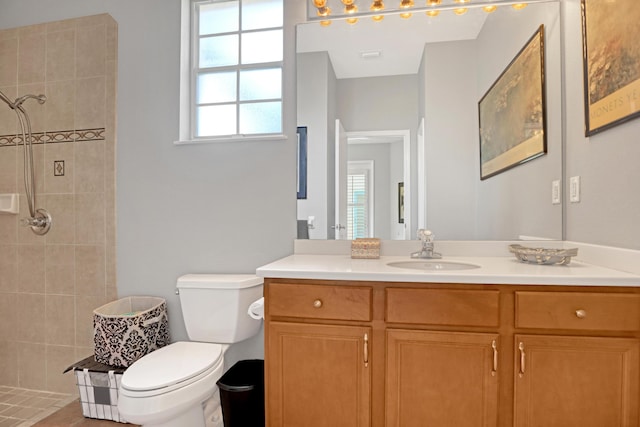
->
296, 0, 563, 241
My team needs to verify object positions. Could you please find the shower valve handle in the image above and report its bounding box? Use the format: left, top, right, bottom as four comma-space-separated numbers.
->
21, 217, 44, 227
20, 209, 52, 235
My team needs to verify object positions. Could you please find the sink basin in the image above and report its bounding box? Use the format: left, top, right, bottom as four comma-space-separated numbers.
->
387, 260, 481, 271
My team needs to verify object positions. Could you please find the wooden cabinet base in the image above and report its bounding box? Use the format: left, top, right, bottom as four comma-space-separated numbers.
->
267, 321, 371, 427
514, 334, 639, 427
386, 329, 499, 427
265, 279, 640, 427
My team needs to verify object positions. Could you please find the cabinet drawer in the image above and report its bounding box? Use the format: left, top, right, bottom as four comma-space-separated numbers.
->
386, 288, 500, 327
267, 282, 372, 321
516, 291, 640, 331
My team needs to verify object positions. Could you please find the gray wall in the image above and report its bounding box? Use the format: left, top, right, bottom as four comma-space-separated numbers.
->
2, 0, 640, 376
296, 51, 335, 239
563, 0, 640, 249
420, 2, 563, 241
297, 69, 418, 240
475, 1, 563, 241
421, 41, 479, 240
337, 75, 420, 238
0, 0, 304, 364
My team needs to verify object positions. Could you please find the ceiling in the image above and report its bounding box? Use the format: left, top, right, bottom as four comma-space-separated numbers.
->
297, 5, 489, 79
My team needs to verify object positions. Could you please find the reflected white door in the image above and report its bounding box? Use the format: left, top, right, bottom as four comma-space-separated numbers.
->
334, 119, 348, 239
417, 118, 426, 230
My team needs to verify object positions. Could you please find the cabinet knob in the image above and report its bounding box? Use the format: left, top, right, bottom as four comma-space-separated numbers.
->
575, 309, 587, 319
313, 299, 323, 308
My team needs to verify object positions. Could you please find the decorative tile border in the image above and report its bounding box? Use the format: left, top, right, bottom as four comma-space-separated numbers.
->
0, 128, 105, 147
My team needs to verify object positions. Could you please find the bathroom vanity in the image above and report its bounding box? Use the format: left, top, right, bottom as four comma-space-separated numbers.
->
257, 243, 640, 427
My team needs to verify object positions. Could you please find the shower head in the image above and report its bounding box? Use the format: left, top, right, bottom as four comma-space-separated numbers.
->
13, 93, 47, 108
0, 90, 46, 110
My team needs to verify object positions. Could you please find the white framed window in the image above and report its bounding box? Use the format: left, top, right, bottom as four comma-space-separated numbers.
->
179, 0, 284, 143
347, 161, 374, 239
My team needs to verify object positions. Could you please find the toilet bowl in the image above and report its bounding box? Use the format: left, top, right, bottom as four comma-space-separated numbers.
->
118, 341, 225, 426
117, 274, 263, 427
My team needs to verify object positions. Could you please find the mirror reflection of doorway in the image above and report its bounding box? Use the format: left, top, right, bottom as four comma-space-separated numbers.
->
336, 125, 411, 240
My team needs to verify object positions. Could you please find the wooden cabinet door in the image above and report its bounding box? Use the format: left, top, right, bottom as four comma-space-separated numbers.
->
514, 334, 640, 427
386, 329, 500, 427
267, 321, 371, 427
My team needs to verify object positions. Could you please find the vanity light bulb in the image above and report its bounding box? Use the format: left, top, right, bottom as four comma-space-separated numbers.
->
346, 17, 359, 24
344, 3, 358, 14
340, 0, 355, 5
453, 7, 468, 15
316, 6, 331, 17
400, 0, 414, 17
313, 0, 326, 7
426, 9, 440, 16
426, 0, 441, 4
369, 0, 385, 20
370, 0, 385, 12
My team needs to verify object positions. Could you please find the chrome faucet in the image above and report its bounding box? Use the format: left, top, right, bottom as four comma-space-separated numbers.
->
411, 229, 442, 259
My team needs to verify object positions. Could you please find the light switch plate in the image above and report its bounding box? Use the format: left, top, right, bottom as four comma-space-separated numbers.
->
551, 180, 561, 204
569, 176, 580, 203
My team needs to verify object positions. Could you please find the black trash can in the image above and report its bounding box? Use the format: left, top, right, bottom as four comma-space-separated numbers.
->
216, 359, 265, 427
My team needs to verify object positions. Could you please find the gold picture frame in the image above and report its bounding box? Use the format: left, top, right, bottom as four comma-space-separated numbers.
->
581, 0, 640, 136
478, 25, 547, 180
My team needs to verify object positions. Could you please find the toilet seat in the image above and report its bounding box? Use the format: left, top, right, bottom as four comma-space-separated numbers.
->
121, 341, 223, 397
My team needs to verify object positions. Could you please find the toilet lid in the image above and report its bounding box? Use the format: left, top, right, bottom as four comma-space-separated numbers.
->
121, 341, 223, 392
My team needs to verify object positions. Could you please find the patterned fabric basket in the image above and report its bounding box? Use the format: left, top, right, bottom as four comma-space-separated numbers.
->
93, 296, 170, 368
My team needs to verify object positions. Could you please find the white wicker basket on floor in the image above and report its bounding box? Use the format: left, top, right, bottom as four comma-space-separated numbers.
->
65, 356, 129, 423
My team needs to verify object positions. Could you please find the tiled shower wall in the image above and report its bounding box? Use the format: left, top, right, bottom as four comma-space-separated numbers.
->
0, 14, 117, 393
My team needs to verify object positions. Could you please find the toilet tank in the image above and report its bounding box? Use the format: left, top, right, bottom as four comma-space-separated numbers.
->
177, 274, 264, 343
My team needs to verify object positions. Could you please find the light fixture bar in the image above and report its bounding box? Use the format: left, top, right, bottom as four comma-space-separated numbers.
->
307, 0, 553, 22
360, 50, 382, 58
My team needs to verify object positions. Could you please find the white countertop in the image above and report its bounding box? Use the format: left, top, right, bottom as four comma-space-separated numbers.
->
256, 254, 640, 287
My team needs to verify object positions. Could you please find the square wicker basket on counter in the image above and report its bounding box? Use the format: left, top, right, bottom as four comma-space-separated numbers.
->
351, 238, 381, 259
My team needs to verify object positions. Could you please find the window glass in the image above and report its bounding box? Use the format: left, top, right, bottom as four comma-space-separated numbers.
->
199, 35, 239, 68
239, 102, 282, 134
242, 0, 283, 30
239, 68, 281, 101
198, 72, 237, 104
199, 1, 238, 35
190, 0, 283, 139
241, 30, 283, 64
197, 105, 237, 136
347, 173, 368, 239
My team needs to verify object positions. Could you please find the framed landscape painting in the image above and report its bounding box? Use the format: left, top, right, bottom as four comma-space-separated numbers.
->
478, 25, 547, 180
582, 0, 640, 136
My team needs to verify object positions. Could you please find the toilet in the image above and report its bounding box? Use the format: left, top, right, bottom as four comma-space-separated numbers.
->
117, 274, 264, 427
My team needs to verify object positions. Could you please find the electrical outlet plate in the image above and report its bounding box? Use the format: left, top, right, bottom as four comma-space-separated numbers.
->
551, 180, 561, 204
570, 176, 580, 203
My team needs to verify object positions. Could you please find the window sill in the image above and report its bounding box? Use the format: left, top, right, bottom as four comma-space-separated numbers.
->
174, 134, 288, 145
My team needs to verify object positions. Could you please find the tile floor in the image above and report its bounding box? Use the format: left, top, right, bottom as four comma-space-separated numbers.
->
0, 386, 141, 427
31, 399, 138, 427
0, 387, 76, 427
